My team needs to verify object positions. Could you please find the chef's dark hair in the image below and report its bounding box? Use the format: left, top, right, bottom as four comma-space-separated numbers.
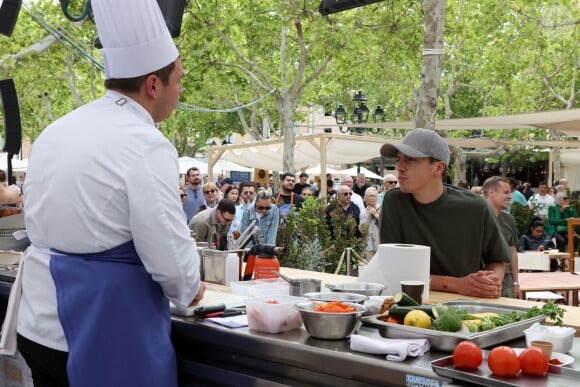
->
104, 60, 176, 93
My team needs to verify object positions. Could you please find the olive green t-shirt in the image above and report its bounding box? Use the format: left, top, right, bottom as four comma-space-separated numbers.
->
380, 185, 511, 278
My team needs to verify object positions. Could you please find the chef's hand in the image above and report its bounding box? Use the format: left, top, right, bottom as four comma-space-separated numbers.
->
2, 185, 21, 206
458, 271, 502, 299
189, 281, 207, 306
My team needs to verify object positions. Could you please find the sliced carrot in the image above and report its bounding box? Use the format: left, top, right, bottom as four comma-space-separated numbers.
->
313, 301, 356, 313
387, 316, 400, 324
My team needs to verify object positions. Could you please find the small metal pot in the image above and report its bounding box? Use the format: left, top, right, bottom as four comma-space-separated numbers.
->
289, 278, 322, 296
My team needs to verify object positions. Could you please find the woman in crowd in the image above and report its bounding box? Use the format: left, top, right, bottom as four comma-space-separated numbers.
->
240, 190, 279, 247
197, 182, 219, 213
548, 186, 557, 197
225, 185, 243, 233
359, 187, 380, 261
546, 192, 578, 270
517, 217, 555, 253
179, 186, 187, 206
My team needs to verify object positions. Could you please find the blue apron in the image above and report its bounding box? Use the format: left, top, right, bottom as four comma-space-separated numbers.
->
50, 240, 177, 387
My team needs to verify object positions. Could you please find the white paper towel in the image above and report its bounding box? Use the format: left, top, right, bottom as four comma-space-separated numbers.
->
358, 244, 430, 301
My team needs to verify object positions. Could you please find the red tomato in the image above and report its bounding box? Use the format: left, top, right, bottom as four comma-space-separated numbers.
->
452, 341, 483, 370
519, 347, 549, 377
488, 346, 520, 377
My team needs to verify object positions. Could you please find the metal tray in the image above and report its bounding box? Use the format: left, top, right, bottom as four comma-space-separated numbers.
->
431, 352, 579, 387
361, 300, 546, 352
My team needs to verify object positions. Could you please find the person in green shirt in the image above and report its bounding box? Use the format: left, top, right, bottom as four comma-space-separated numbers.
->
546, 191, 578, 270
379, 129, 510, 299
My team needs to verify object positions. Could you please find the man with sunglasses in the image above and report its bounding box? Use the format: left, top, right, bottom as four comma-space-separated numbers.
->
377, 173, 398, 206
380, 129, 510, 299
239, 181, 257, 210
189, 199, 236, 247
240, 190, 279, 247
326, 185, 361, 238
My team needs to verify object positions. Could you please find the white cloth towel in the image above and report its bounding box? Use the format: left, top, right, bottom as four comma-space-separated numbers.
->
0, 252, 25, 356
350, 334, 430, 362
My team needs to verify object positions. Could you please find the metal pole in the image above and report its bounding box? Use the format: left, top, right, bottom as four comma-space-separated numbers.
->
346, 248, 351, 276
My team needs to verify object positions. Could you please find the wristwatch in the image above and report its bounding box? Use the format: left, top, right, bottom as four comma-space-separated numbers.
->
513, 282, 520, 286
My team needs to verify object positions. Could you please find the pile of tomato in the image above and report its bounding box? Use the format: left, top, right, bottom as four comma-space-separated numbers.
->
452, 341, 549, 377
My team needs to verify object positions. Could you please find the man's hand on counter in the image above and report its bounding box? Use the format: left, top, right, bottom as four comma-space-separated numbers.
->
189, 282, 207, 306
432, 271, 502, 299
459, 271, 502, 298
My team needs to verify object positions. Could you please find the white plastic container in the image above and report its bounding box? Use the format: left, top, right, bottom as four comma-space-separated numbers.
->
245, 295, 305, 333
230, 279, 289, 298
524, 322, 575, 353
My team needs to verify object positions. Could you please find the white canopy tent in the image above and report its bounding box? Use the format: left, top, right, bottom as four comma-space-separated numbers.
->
305, 164, 339, 175
336, 166, 383, 180
207, 109, 580, 194
330, 108, 580, 136
178, 157, 252, 176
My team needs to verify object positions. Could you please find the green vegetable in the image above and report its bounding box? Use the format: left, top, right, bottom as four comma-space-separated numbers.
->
480, 317, 496, 331
464, 323, 479, 333
524, 301, 565, 326
431, 305, 471, 332
393, 292, 421, 306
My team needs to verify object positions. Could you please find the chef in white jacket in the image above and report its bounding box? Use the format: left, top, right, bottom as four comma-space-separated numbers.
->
15, 1, 205, 386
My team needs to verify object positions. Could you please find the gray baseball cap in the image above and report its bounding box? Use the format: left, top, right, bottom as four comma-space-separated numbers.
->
380, 128, 450, 165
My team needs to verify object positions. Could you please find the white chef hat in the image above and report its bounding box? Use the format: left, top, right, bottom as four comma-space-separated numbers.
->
92, 0, 179, 79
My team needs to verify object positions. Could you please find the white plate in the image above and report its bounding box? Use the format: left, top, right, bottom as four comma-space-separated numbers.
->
513, 347, 575, 367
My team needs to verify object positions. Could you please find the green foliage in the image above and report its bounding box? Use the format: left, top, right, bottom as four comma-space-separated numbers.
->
276, 196, 365, 275
3, 0, 580, 162
510, 202, 536, 238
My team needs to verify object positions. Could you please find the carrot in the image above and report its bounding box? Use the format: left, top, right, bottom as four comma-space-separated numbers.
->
313, 301, 356, 313
387, 316, 400, 324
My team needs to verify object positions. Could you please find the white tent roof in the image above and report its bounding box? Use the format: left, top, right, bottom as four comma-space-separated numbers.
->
336, 166, 383, 180
328, 108, 580, 136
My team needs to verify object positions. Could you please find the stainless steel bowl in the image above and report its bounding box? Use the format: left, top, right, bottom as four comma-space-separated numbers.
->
294, 301, 367, 340
325, 282, 385, 296
303, 292, 369, 305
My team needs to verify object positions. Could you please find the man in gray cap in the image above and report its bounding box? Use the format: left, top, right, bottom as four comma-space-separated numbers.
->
379, 128, 510, 299
16, 0, 204, 386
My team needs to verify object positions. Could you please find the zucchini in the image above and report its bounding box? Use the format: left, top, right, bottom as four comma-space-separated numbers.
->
393, 291, 421, 306
388, 305, 435, 319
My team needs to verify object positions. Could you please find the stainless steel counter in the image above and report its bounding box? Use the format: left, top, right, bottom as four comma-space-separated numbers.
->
171, 315, 580, 386
0, 277, 577, 386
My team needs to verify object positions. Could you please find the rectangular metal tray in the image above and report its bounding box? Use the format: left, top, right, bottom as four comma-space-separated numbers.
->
361, 300, 546, 352
431, 352, 579, 387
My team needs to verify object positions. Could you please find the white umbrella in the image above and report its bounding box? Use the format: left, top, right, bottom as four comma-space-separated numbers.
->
178, 157, 208, 175
211, 159, 252, 173
336, 166, 383, 180
0, 154, 27, 171
305, 164, 339, 175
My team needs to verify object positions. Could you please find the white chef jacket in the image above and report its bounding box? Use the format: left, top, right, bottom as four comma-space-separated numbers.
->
17, 91, 201, 352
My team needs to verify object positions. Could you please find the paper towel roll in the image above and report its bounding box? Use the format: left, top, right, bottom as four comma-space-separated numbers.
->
358, 244, 430, 301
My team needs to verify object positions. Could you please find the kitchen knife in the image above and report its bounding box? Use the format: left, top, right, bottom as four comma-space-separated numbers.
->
194, 303, 226, 317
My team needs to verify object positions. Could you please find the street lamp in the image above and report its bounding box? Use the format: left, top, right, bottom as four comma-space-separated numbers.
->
334, 91, 384, 134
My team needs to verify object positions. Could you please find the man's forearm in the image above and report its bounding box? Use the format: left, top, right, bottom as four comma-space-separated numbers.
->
486, 261, 505, 282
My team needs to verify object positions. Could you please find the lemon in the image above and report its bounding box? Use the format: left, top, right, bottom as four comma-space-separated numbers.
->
404, 310, 432, 329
